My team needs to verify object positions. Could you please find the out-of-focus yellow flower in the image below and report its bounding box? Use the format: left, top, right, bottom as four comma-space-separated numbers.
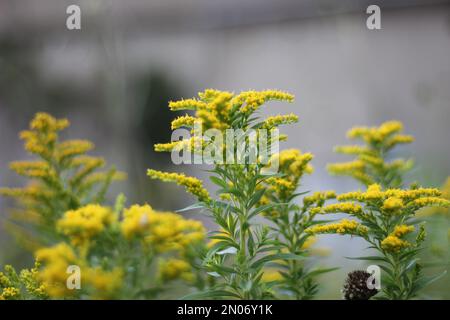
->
121, 204, 205, 253
334, 145, 371, 155
84, 267, 123, 299
19, 113, 68, 158
303, 191, 336, 206
9, 161, 55, 179
56, 205, 116, 246
347, 121, 407, 145
57, 140, 94, 161
35, 243, 123, 299
418, 177, 450, 217
35, 243, 80, 298
158, 259, 194, 282
328, 121, 414, 187
301, 236, 317, 250
0, 287, 20, 300
261, 269, 283, 282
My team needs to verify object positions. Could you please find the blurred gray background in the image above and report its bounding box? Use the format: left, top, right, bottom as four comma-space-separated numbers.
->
1, 0, 449, 298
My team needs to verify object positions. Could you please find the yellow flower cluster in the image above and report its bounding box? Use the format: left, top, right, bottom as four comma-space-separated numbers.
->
168, 90, 233, 131
35, 243, 123, 298
381, 235, 411, 253
266, 149, 314, 199
121, 204, 205, 253
56, 204, 117, 246
314, 202, 363, 215
83, 267, 123, 299
57, 140, 94, 161
391, 225, 414, 238
0, 113, 125, 248
262, 113, 298, 129
303, 191, 337, 206
160, 89, 295, 150
328, 121, 414, 186
347, 121, 413, 147
410, 197, 450, 208
154, 141, 183, 152
333, 145, 371, 155
382, 197, 404, 213
0, 266, 30, 300
0, 287, 20, 300
18, 262, 48, 299
152, 89, 298, 177
147, 169, 210, 202
9, 161, 55, 179
261, 269, 283, 283
335, 184, 448, 212
419, 177, 450, 217
327, 160, 374, 185
306, 219, 368, 236
171, 114, 197, 130
257, 149, 314, 218
169, 98, 207, 111
19, 113, 69, 158
35, 243, 80, 297
235, 90, 294, 114
158, 258, 194, 282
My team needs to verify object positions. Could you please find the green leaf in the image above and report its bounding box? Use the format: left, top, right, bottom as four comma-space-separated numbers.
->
410, 270, 447, 295
345, 255, 391, 264
305, 267, 339, 278
176, 202, 205, 213
248, 203, 286, 219
247, 188, 266, 209
400, 259, 418, 278
209, 176, 228, 189
180, 289, 240, 300
216, 247, 238, 255
251, 253, 304, 270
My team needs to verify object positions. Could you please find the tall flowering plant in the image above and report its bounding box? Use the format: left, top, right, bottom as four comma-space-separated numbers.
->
308, 121, 450, 299
0, 113, 124, 249
1, 114, 207, 300
148, 89, 332, 299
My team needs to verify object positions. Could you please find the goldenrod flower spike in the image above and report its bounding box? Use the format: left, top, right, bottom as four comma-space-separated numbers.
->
329, 120, 415, 188
168, 99, 206, 111
147, 169, 210, 202
262, 113, 299, 129
382, 197, 404, 213
263, 149, 314, 201
381, 235, 411, 252
154, 141, 182, 152
320, 202, 363, 215
171, 115, 197, 130
306, 219, 368, 237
